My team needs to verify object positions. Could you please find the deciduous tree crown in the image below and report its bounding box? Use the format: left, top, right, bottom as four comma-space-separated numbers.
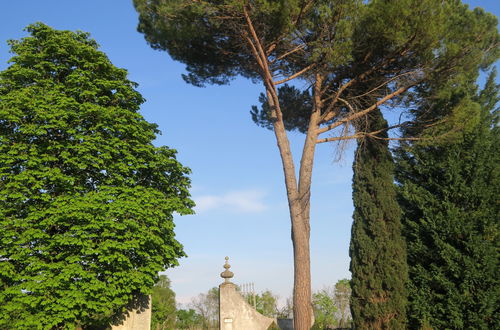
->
0, 23, 193, 329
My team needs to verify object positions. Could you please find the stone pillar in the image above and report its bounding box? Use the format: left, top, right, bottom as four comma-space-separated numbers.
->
219, 257, 276, 330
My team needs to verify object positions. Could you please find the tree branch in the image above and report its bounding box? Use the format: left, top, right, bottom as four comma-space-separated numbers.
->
271, 43, 307, 63
316, 131, 427, 144
338, 97, 354, 113
274, 64, 316, 85
242, 7, 281, 117
317, 83, 417, 135
350, 70, 421, 100
368, 136, 425, 141
317, 134, 363, 144
318, 37, 417, 124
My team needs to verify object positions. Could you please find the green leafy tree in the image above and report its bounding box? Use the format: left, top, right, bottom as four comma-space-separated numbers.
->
133, 1, 499, 328
243, 289, 279, 318
395, 70, 499, 329
350, 109, 407, 329
0, 23, 193, 329
151, 275, 177, 330
256, 290, 278, 318
311, 279, 352, 329
312, 287, 338, 330
176, 309, 204, 329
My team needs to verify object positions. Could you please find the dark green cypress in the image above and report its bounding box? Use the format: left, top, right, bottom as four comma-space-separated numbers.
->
350, 109, 408, 329
395, 72, 499, 329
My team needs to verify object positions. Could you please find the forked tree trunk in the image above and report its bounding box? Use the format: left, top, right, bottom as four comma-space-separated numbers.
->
269, 112, 314, 330
243, 9, 321, 327
266, 79, 321, 330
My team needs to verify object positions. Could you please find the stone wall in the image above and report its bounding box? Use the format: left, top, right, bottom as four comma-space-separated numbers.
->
219, 282, 276, 330
219, 257, 276, 330
111, 295, 151, 330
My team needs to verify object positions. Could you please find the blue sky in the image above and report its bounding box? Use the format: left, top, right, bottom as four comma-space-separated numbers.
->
1, 0, 498, 306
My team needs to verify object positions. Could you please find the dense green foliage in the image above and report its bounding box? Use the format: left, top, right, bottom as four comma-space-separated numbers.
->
134, 0, 363, 88
176, 309, 204, 329
247, 0, 500, 135
243, 289, 278, 318
395, 72, 499, 329
0, 23, 193, 329
151, 275, 177, 330
311, 279, 352, 329
312, 287, 338, 330
350, 109, 407, 329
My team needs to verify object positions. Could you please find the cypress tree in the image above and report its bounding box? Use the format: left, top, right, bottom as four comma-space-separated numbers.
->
350, 109, 407, 329
395, 71, 499, 329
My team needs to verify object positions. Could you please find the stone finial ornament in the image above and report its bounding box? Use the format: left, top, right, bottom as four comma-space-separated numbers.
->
220, 256, 234, 283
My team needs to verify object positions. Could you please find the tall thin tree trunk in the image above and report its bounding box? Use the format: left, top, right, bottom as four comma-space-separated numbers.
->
269, 102, 314, 330
266, 77, 322, 330
291, 210, 312, 330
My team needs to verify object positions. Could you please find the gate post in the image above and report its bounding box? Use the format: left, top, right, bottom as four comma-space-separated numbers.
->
219, 257, 277, 330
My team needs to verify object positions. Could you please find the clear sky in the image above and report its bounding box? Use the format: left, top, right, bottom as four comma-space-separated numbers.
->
1, 0, 498, 307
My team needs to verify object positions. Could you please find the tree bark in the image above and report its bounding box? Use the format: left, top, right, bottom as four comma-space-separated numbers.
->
268, 94, 314, 330
291, 212, 312, 330
265, 77, 323, 330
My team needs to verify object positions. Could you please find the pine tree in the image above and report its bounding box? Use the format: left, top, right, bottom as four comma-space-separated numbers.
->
395, 72, 499, 329
133, 1, 499, 327
350, 109, 407, 329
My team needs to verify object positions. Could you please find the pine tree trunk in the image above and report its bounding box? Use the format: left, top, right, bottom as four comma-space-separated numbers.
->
272, 125, 313, 329
267, 78, 321, 330
269, 101, 315, 330
291, 210, 312, 330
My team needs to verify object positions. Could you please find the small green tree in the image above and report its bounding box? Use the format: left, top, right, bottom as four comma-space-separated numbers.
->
334, 279, 352, 328
176, 309, 204, 329
151, 275, 177, 330
256, 290, 278, 318
243, 289, 279, 317
312, 287, 338, 330
0, 23, 193, 329
311, 279, 352, 329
